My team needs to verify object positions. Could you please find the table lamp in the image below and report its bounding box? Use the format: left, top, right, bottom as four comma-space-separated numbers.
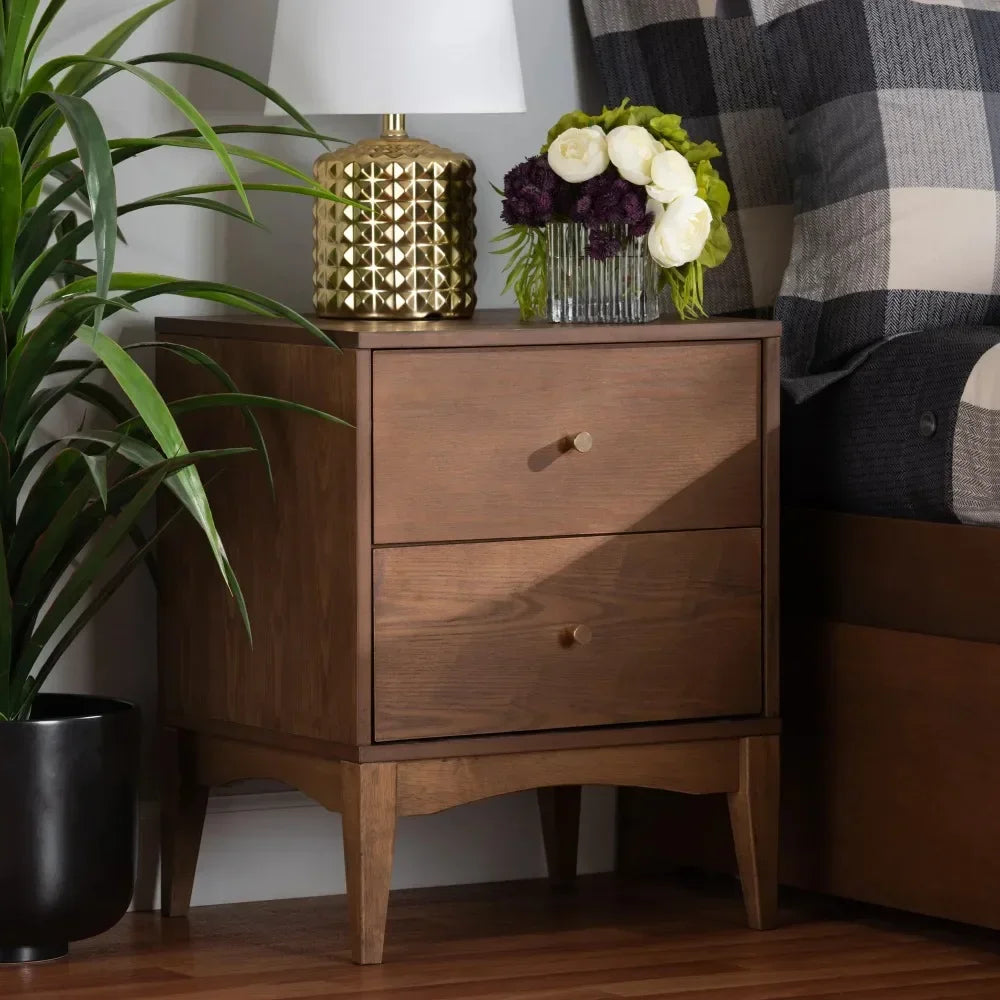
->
267, 0, 526, 320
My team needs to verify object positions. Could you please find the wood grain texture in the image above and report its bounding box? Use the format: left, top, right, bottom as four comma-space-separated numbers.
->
395, 741, 742, 817
341, 763, 398, 964
163, 714, 779, 763
156, 337, 371, 746
619, 618, 1000, 933
156, 310, 781, 349
372, 343, 761, 544
361, 717, 780, 761
538, 786, 581, 887
728, 735, 780, 931
189, 731, 344, 814
780, 619, 1000, 931
374, 529, 762, 740
160, 728, 208, 918
153, 315, 780, 962
761, 336, 781, 717
12, 875, 1000, 997
783, 509, 1000, 645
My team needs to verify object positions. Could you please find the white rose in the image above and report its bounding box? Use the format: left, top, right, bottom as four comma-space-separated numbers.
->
606, 125, 663, 185
646, 149, 698, 205
646, 196, 665, 221
647, 195, 713, 268
547, 125, 609, 183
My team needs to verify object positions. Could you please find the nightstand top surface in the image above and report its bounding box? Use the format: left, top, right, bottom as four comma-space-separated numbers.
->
155, 309, 780, 350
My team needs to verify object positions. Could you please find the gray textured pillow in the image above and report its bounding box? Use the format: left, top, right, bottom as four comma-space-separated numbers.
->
583, 0, 794, 317
750, 0, 1000, 400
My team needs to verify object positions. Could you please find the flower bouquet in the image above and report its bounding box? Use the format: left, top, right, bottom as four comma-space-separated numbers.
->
495, 99, 731, 322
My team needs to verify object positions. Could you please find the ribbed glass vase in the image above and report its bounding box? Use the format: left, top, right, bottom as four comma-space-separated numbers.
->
546, 222, 660, 324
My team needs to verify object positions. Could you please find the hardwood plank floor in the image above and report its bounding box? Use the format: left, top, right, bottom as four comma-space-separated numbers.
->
4, 875, 1000, 999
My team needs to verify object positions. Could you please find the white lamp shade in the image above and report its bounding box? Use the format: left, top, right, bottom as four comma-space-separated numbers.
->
266, 0, 526, 116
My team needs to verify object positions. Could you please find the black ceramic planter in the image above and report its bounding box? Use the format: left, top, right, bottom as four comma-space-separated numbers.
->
0, 694, 140, 964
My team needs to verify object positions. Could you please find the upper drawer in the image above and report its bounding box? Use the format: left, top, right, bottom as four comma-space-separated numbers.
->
372, 342, 761, 544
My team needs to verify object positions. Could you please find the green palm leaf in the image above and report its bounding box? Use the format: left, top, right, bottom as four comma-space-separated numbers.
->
2, 0, 42, 103
25, 501, 185, 707
23, 0, 68, 68
73, 324, 251, 636
0, 0, 351, 720
11, 446, 251, 695
44, 93, 115, 317
127, 339, 278, 495
121, 52, 328, 141
53, 274, 339, 349
24, 56, 253, 215
0, 127, 21, 309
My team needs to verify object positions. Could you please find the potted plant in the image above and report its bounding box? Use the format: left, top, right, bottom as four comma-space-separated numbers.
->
0, 0, 353, 963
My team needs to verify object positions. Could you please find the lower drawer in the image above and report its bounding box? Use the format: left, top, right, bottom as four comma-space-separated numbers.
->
373, 529, 762, 741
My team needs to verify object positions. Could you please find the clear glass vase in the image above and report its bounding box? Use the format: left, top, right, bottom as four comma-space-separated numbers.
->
546, 222, 660, 324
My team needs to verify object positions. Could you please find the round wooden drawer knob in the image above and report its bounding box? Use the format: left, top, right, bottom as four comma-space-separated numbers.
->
569, 431, 593, 453
565, 624, 592, 646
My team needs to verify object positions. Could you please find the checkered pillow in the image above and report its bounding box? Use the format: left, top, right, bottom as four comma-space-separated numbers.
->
749, 0, 1000, 399
582, 0, 794, 316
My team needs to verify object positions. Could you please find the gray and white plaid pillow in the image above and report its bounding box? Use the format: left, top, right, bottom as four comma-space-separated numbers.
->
583, 0, 794, 316
750, 0, 1000, 400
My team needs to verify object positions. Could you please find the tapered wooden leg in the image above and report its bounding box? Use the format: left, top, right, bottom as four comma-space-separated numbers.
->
728, 735, 779, 930
538, 785, 581, 887
160, 728, 209, 917
341, 762, 398, 965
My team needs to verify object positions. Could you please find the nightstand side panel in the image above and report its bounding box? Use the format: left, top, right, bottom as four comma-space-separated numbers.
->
157, 337, 371, 747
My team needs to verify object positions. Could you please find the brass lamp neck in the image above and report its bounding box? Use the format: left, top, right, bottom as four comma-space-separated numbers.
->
380, 113, 407, 138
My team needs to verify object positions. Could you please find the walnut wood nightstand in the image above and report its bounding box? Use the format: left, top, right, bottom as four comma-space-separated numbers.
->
155, 310, 781, 964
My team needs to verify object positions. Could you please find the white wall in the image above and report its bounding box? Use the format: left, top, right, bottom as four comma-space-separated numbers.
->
42, 0, 615, 908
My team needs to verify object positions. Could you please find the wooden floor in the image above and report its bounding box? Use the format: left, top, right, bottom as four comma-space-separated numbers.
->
5, 875, 1000, 999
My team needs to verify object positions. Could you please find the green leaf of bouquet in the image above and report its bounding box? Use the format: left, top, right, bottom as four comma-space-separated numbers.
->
596, 99, 633, 132
542, 109, 596, 153
685, 139, 722, 164
698, 217, 732, 270
624, 105, 664, 129
696, 162, 731, 218
649, 114, 685, 141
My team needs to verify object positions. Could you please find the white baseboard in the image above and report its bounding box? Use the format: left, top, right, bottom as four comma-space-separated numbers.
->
137, 786, 617, 910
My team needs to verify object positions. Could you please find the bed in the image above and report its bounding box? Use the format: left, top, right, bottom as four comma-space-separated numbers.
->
585, 0, 1000, 929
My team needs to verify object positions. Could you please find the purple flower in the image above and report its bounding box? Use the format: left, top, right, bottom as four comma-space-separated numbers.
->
630, 211, 655, 239
586, 229, 622, 261
500, 155, 566, 227
567, 168, 648, 227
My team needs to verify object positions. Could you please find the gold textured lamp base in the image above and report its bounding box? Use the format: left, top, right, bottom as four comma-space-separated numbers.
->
313, 114, 477, 320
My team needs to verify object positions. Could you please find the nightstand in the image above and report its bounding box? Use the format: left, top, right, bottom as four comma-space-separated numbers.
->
155, 310, 781, 964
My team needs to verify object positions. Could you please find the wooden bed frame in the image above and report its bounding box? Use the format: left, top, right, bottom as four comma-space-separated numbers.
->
620, 507, 1000, 929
